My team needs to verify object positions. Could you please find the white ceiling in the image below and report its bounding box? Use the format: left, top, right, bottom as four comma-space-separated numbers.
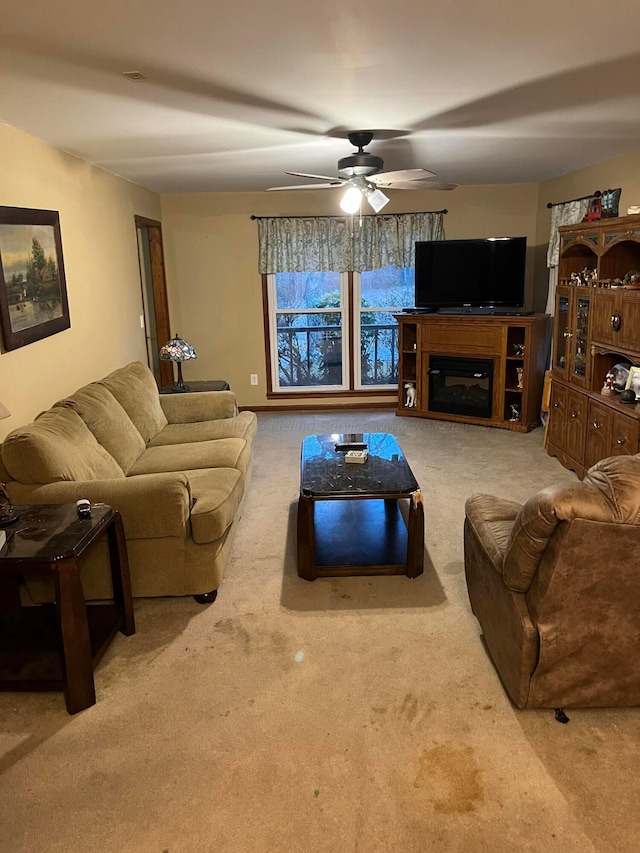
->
3, 0, 640, 194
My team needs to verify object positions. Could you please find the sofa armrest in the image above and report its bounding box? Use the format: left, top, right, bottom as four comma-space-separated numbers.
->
6, 472, 191, 540
159, 390, 238, 424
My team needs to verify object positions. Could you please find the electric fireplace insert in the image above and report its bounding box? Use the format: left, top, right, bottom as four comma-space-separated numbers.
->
428, 356, 494, 419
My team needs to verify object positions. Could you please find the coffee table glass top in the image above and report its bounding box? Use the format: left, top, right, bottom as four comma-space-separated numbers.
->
300, 433, 419, 497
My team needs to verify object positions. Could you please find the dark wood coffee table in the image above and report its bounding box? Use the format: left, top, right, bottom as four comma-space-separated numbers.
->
297, 433, 424, 581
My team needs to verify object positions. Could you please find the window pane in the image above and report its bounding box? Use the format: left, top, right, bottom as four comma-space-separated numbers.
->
275, 272, 342, 310
360, 266, 414, 309
276, 312, 343, 387
360, 311, 399, 386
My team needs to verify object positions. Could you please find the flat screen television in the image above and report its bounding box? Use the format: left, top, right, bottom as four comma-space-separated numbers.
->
414, 236, 527, 312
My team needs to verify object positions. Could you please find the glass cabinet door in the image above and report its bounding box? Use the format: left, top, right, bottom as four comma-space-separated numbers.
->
553, 290, 571, 375
571, 293, 591, 382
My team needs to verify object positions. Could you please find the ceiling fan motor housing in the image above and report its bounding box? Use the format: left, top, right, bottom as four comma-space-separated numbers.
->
338, 152, 384, 178
339, 130, 384, 178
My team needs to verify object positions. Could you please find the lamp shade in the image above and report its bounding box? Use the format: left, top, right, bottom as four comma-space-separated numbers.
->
158, 334, 197, 363
0, 401, 10, 420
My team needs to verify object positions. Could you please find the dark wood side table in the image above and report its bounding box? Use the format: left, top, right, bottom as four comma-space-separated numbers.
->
158, 380, 230, 394
0, 504, 135, 714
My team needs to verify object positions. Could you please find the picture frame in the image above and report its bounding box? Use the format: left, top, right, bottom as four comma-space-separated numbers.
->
0, 206, 70, 351
625, 366, 640, 401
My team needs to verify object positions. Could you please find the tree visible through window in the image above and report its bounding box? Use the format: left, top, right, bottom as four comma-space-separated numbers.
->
267, 266, 415, 393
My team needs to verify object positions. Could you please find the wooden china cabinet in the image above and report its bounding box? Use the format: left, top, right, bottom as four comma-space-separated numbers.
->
546, 215, 640, 477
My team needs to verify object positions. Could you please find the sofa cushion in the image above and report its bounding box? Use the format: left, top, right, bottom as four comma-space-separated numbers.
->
59, 383, 146, 473
127, 437, 249, 477
148, 412, 258, 447
187, 468, 244, 544
2, 407, 124, 484
99, 361, 167, 443
159, 390, 238, 424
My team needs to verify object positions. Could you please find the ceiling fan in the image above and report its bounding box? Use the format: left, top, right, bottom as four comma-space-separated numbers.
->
266, 131, 457, 212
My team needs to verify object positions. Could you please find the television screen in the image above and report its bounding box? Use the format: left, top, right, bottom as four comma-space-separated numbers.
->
414, 237, 527, 310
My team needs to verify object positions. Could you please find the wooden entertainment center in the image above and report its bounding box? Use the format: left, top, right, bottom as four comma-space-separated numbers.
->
395, 312, 550, 432
546, 214, 640, 477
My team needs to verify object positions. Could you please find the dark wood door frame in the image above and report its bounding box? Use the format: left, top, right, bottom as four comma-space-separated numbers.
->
135, 216, 173, 386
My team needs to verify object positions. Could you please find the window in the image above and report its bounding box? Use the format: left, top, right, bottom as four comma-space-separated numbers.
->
267, 271, 349, 391
354, 265, 415, 389
266, 266, 414, 394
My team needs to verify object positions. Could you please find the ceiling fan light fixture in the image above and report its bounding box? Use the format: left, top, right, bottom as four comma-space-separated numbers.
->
366, 187, 390, 213
340, 186, 363, 214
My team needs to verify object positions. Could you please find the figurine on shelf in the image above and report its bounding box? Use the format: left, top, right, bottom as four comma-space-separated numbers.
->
516, 367, 524, 389
601, 371, 615, 395
404, 382, 417, 408
513, 343, 525, 356
509, 403, 521, 422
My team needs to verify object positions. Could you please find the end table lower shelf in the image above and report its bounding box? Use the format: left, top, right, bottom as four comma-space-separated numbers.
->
0, 503, 135, 714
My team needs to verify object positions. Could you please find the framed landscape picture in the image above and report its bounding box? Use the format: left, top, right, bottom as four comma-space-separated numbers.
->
0, 206, 70, 351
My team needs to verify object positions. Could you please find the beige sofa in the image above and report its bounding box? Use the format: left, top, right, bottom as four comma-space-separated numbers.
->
0, 362, 257, 601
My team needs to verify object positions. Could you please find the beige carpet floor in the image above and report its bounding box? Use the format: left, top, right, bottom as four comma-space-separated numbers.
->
1, 410, 640, 852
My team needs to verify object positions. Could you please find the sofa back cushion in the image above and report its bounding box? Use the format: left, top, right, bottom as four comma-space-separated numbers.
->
60, 383, 146, 473
2, 407, 124, 484
99, 361, 167, 443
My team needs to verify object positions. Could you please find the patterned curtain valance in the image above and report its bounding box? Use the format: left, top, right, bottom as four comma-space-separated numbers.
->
256, 211, 446, 274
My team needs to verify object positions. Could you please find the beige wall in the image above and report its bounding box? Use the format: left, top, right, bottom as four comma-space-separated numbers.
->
161, 183, 540, 408
0, 124, 160, 441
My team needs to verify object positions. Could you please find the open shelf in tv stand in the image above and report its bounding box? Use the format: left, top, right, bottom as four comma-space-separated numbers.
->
395, 312, 551, 432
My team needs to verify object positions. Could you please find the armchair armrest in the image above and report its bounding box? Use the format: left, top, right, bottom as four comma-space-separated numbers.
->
6, 472, 191, 540
159, 390, 238, 424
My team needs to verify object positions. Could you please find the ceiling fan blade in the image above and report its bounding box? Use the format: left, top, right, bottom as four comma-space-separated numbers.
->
370, 168, 436, 185
379, 181, 458, 191
285, 171, 343, 182
266, 182, 344, 191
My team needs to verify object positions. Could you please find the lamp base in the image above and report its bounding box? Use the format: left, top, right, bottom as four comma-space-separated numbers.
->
174, 361, 190, 392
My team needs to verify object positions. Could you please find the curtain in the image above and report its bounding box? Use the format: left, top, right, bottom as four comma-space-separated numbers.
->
256, 211, 445, 274
545, 199, 590, 314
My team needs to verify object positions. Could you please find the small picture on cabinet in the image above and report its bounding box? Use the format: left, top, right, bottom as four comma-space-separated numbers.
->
624, 366, 640, 401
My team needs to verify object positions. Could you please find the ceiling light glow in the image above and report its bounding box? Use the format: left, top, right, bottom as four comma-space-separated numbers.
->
340, 186, 362, 214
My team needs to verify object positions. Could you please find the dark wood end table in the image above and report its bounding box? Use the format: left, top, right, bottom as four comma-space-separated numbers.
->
158, 380, 230, 394
0, 504, 135, 714
297, 433, 424, 581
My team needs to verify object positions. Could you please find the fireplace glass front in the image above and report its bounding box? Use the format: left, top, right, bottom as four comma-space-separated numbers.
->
428, 356, 494, 419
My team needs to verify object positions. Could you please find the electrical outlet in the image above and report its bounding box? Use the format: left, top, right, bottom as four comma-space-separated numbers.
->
139, 314, 145, 329
250, 374, 258, 386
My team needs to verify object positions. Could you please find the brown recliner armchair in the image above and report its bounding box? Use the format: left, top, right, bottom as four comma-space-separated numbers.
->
464, 455, 640, 709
